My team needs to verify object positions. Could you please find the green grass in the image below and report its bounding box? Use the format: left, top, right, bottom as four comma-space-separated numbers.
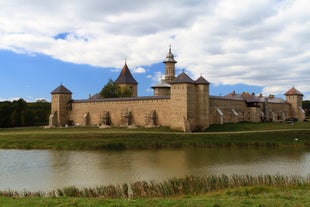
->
205, 121, 310, 132
0, 187, 309, 207
0, 122, 309, 150
1, 184, 310, 206
1, 174, 309, 199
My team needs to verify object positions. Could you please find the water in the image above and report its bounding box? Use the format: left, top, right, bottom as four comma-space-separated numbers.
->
0, 148, 310, 191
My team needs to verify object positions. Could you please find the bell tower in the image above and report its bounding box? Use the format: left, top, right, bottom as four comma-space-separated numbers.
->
164, 46, 177, 83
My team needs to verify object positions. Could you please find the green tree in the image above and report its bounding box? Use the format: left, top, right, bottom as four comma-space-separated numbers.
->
0, 99, 51, 128
119, 86, 133, 97
28, 99, 51, 126
10, 98, 27, 127
0, 101, 12, 127
99, 79, 132, 98
303, 100, 310, 116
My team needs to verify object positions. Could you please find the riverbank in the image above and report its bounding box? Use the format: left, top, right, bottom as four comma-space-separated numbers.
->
2, 187, 309, 206
1, 175, 310, 206
0, 122, 309, 150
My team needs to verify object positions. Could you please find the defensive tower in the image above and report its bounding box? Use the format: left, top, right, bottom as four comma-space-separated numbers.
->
50, 84, 72, 126
195, 76, 210, 130
114, 62, 138, 97
284, 87, 305, 121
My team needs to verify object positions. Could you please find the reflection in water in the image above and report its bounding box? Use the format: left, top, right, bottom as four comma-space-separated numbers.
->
186, 148, 308, 176
0, 148, 309, 191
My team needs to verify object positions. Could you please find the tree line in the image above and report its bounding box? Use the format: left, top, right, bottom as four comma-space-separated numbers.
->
0, 99, 51, 128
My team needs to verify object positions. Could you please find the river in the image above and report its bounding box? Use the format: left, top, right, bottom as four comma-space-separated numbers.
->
0, 148, 310, 191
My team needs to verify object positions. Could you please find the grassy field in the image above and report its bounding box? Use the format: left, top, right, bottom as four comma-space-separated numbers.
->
0, 122, 309, 150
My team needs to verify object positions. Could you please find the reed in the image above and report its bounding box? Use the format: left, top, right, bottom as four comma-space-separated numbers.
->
50, 184, 126, 198
1, 174, 309, 199
129, 174, 310, 198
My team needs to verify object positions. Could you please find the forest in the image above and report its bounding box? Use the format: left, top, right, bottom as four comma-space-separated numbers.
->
0, 99, 51, 128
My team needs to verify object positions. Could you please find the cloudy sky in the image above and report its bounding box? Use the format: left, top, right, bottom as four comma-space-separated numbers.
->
0, 0, 309, 101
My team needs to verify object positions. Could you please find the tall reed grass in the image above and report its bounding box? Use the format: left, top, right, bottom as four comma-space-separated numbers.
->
0, 174, 309, 199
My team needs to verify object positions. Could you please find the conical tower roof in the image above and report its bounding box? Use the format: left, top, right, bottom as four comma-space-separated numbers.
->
51, 84, 72, 94
284, 87, 303, 96
114, 62, 138, 85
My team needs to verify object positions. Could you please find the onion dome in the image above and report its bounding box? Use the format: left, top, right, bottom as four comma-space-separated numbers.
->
163, 46, 177, 63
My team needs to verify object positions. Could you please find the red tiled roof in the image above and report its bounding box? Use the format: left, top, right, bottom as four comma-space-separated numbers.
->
284, 87, 303, 96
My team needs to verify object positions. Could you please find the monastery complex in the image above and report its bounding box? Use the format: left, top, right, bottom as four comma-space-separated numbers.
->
49, 48, 305, 132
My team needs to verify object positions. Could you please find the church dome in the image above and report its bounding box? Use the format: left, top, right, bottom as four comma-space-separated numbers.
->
163, 46, 177, 63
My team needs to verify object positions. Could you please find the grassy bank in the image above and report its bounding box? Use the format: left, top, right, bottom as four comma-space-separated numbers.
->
0, 122, 309, 150
1, 187, 310, 207
1, 175, 310, 206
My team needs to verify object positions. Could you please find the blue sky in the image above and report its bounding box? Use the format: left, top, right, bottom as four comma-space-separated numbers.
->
0, 0, 309, 101
0, 50, 263, 101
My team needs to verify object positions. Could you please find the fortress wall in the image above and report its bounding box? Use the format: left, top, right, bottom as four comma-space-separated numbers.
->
209, 98, 261, 124
209, 98, 292, 124
210, 98, 246, 124
69, 98, 171, 127
267, 102, 290, 121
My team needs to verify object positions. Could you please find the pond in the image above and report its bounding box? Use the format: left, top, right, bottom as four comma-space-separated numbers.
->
0, 148, 310, 191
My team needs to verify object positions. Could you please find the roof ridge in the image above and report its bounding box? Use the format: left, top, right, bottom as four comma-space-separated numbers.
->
195, 76, 210, 84
171, 72, 195, 84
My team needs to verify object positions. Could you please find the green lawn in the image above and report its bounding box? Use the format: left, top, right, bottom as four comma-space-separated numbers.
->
0, 122, 309, 150
1, 186, 309, 207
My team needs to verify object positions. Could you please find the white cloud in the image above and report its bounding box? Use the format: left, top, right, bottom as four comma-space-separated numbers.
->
0, 0, 310, 99
132, 67, 146, 74
147, 71, 164, 85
